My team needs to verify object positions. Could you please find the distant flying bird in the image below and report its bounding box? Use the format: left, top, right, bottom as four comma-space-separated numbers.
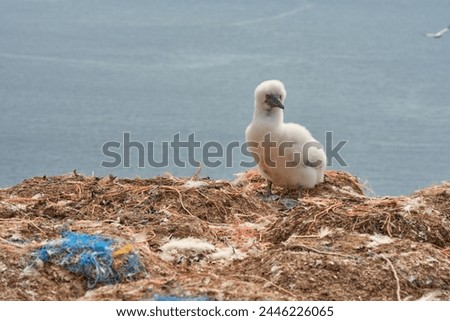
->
245, 80, 326, 196
426, 25, 450, 38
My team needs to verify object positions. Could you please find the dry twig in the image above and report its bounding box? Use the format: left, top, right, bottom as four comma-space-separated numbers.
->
285, 244, 355, 259
160, 186, 194, 216
380, 255, 401, 301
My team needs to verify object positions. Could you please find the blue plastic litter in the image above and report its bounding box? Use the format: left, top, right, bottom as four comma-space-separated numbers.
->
36, 231, 144, 288
152, 294, 209, 301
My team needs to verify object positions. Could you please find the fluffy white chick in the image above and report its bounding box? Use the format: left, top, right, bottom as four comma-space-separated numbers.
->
245, 80, 326, 195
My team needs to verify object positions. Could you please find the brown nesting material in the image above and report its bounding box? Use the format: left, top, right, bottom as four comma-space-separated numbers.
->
0, 170, 449, 301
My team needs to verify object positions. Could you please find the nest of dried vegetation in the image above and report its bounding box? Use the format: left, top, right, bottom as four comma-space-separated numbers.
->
0, 169, 449, 301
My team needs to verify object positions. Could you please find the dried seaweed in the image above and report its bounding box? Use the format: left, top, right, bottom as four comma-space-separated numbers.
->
0, 170, 449, 301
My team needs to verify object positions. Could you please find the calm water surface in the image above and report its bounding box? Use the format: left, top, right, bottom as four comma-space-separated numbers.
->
1, 0, 449, 195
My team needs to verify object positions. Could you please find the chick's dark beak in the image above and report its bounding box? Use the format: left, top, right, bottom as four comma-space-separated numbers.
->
265, 94, 284, 109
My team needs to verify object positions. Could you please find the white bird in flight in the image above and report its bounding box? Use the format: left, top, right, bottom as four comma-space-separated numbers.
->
245, 80, 326, 196
426, 25, 450, 38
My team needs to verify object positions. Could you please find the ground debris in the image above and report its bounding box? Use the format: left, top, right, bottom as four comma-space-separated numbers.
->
0, 170, 449, 301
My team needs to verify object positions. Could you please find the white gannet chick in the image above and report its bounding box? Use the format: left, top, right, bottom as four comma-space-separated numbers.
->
245, 80, 326, 196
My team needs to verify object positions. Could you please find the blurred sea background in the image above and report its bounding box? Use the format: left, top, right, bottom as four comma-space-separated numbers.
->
1, 0, 449, 196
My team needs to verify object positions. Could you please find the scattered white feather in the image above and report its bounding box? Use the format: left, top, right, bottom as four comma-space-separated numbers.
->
0, 201, 27, 211
286, 227, 334, 240
270, 265, 283, 277
21, 264, 41, 277
331, 186, 365, 199
208, 247, 246, 261
159, 238, 248, 263
133, 232, 150, 243
403, 197, 425, 213
160, 237, 215, 254
159, 252, 177, 263
159, 237, 215, 262
416, 290, 444, 301
318, 227, 333, 238
10, 233, 25, 242
0, 261, 7, 273
157, 207, 173, 217
231, 171, 251, 186
342, 186, 365, 197
161, 172, 175, 179
403, 197, 434, 215
56, 200, 70, 207
367, 234, 393, 248
270, 265, 281, 273
240, 221, 266, 230
425, 256, 439, 264
183, 180, 208, 189
32, 193, 44, 199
